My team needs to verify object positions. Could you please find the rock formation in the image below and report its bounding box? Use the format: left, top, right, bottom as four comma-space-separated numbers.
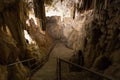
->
0, 0, 119, 80
46, 0, 120, 79
0, 0, 52, 80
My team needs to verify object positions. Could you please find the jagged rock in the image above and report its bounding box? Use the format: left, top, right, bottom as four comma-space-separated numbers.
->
27, 18, 52, 49
25, 44, 48, 62
83, 0, 120, 68
8, 59, 30, 80
0, 31, 19, 64
0, 0, 119, 80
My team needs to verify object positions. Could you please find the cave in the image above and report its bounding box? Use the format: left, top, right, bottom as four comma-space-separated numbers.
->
0, 0, 120, 80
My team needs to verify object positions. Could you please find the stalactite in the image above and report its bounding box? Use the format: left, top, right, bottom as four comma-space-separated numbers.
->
73, 3, 76, 19
2, 0, 26, 53
78, 0, 95, 13
3, 13, 25, 49
33, 0, 46, 31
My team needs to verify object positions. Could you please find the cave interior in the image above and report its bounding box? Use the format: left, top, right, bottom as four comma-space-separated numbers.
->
0, 0, 120, 80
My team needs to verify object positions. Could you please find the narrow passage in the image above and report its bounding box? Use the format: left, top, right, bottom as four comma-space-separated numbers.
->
31, 42, 73, 80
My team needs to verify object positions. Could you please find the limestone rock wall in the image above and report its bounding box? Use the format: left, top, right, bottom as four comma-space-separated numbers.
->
0, 0, 51, 80
33, 0, 46, 30
0, 0, 30, 80
83, 0, 120, 67
81, 0, 120, 79
46, 0, 120, 79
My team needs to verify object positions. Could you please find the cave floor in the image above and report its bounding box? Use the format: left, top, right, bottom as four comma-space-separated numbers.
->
31, 42, 73, 80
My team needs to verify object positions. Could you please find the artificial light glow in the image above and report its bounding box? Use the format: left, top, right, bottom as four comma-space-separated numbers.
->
45, 1, 71, 21
26, 20, 30, 26
29, 13, 37, 25
24, 30, 35, 44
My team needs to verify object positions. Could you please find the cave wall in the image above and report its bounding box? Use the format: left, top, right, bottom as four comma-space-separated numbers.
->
0, 0, 53, 80
46, 0, 120, 79
80, 0, 120, 79
0, 0, 30, 80
0, 0, 27, 50
82, 0, 120, 67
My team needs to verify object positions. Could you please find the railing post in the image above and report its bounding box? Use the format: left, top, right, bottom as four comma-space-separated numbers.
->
57, 58, 62, 80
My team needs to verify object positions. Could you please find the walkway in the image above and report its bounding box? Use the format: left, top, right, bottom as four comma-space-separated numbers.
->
31, 42, 73, 80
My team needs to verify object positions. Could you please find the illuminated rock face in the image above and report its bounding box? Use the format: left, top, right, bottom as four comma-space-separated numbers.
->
46, 10, 93, 51
0, 0, 48, 80
78, 0, 120, 79
0, 0, 120, 80
83, 0, 120, 68
0, 0, 30, 80
27, 18, 52, 49
46, 0, 120, 79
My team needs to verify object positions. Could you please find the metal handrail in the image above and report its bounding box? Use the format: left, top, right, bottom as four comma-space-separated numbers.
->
7, 40, 58, 67
30, 40, 59, 73
7, 58, 36, 67
27, 40, 58, 69
57, 58, 115, 80
6, 40, 59, 80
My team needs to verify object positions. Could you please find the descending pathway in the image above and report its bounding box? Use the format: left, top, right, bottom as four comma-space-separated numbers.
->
31, 42, 74, 80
